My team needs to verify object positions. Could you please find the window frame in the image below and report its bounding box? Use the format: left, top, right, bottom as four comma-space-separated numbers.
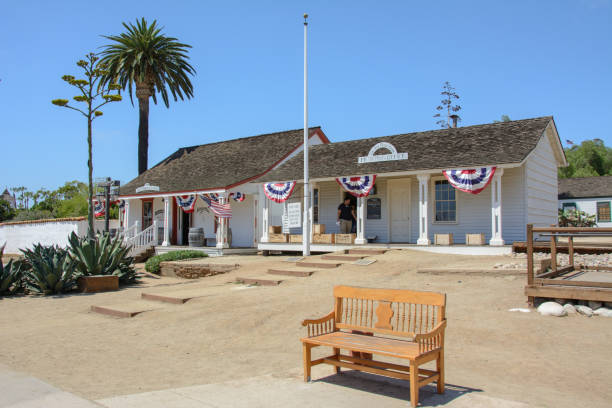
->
431, 177, 458, 224
596, 201, 611, 223
561, 202, 577, 211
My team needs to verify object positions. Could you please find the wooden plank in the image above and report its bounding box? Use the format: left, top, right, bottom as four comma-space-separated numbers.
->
550, 225, 557, 272
525, 285, 612, 302
334, 285, 446, 306
535, 279, 612, 289
527, 224, 534, 305
568, 236, 574, 268
348, 249, 387, 255
322, 357, 412, 381
321, 254, 363, 261
536, 265, 575, 279
235, 277, 282, 286
297, 261, 341, 269
532, 227, 612, 233
581, 265, 612, 271
267, 269, 314, 277
303, 331, 421, 359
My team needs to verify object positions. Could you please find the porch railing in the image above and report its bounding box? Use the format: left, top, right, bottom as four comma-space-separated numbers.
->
122, 221, 139, 241
126, 221, 158, 256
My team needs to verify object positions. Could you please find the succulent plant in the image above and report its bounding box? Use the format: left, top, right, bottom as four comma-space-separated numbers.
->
0, 258, 24, 296
21, 244, 76, 295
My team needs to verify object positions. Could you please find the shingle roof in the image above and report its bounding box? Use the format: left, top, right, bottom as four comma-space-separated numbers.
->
558, 176, 612, 199
121, 127, 324, 196
256, 117, 557, 182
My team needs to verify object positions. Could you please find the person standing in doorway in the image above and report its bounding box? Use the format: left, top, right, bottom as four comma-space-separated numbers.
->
337, 197, 356, 234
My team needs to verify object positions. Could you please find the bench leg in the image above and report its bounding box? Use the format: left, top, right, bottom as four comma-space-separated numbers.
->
303, 343, 312, 382
409, 360, 419, 407
333, 348, 341, 374
437, 350, 445, 394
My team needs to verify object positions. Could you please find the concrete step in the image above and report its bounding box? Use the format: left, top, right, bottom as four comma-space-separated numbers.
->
267, 268, 315, 277
235, 277, 283, 286
347, 249, 387, 255
141, 291, 203, 304
90, 301, 163, 318
296, 261, 341, 269
321, 254, 364, 261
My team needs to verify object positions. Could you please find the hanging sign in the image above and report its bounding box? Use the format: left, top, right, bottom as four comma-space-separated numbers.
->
358, 142, 408, 163
263, 182, 296, 203
336, 175, 377, 198
175, 195, 197, 213
135, 183, 160, 193
442, 167, 496, 194
287, 202, 302, 228
93, 200, 105, 217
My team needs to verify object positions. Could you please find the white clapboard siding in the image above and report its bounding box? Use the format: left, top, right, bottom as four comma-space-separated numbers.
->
525, 132, 559, 227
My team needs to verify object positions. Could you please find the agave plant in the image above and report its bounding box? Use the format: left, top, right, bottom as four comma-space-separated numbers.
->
67, 232, 137, 284
21, 244, 77, 295
0, 258, 24, 296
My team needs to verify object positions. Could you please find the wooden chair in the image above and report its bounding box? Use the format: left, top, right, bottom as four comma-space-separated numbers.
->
301, 285, 447, 407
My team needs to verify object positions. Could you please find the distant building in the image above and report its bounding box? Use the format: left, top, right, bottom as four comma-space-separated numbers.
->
1, 189, 16, 209
558, 176, 612, 227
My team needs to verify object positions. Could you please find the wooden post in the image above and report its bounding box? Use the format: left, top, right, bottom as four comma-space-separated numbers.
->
526, 224, 534, 306
550, 225, 557, 273
568, 236, 574, 269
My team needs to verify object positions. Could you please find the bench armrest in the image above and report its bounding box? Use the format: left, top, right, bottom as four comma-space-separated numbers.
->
414, 320, 446, 353
302, 311, 335, 337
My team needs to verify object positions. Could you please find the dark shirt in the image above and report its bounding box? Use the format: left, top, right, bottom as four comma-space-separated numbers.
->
338, 203, 353, 220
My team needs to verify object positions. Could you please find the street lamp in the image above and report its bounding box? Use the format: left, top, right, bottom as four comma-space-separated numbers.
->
95, 177, 120, 234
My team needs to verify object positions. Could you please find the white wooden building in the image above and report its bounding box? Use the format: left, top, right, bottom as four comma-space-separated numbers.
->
558, 176, 612, 227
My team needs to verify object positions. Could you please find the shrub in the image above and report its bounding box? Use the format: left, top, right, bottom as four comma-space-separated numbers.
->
67, 232, 137, 284
21, 244, 77, 295
558, 209, 597, 227
145, 250, 208, 274
0, 258, 24, 295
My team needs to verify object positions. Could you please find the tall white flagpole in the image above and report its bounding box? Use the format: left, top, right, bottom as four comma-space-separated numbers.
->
302, 13, 310, 256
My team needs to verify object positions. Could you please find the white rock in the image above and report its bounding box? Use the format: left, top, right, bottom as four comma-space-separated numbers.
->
593, 308, 612, 317
575, 305, 593, 317
508, 308, 531, 313
588, 301, 603, 309
563, 304, 577, 314
537, 302, 567, 317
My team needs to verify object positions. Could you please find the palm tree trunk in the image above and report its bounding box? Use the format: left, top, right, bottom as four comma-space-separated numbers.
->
137, 95, 150, 175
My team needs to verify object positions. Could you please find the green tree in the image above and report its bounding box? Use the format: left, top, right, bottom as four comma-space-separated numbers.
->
434, 81, 462, 128
10, 187, 26, 209
51, 53, 122, 240
0, 199, 16, 222
494, 115, 511, 123
99, 18, 196, 175
559, 139, 612, 179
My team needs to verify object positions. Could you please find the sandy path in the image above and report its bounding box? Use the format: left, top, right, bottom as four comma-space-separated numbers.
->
0, 250, 611, 408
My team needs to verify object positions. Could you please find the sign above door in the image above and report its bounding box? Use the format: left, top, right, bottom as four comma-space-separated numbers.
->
358, 142, 408, 163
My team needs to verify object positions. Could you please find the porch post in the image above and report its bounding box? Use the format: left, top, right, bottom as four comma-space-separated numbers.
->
261, 185, 269, 243
489, 168, 505, 246
124, 200, 130, 230
308, 183, 315, 240
216, 193, 229, 249
417, 174, 430, 245
162, 196, 170, 246
355, 196, 366, 245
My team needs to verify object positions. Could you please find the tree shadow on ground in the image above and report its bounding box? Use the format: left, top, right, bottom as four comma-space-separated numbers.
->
316, 370, 481, 407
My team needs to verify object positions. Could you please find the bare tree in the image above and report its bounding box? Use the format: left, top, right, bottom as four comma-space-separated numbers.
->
434, 81, 461, 128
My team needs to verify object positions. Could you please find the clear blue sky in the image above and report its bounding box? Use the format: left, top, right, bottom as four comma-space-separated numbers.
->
1, 0, 611, 192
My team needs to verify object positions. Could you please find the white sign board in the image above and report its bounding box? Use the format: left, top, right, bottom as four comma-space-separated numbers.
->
135, 183, 160, 193
358, 142, 408, 163
287, 202, 302, 228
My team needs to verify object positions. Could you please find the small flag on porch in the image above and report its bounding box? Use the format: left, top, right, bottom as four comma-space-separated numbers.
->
336, 175, 377, 197
93, 200, 105, 217
175, 195, 197, 213
263, 182, 296, 203
200, 194, 232, 218
442, 167, 496, 194
118, 200, 125, 214
230, 192, 246, 202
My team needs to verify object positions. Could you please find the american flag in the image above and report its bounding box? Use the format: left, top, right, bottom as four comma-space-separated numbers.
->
200, 194, 232, 218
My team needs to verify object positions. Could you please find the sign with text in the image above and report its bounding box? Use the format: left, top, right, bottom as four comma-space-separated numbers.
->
287, 202, 302, 228
358, 142, 408, 163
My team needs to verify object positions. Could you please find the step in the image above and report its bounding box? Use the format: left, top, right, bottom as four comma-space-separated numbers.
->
296, 261, 341, 269
90, 301, 163, 318
235, 277, 283, 286
267, 268, 315, 277
141, 292, 202, 304
347, 249, 387, 255
321, 254, 364, 261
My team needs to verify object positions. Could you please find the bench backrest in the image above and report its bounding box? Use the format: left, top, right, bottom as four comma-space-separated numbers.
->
333, 285, 446, 337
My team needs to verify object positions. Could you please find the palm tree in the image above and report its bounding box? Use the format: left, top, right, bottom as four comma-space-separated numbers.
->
99, 18, 196, 175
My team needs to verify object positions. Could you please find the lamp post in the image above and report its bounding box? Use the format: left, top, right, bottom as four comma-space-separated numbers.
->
95, 177, 120, 234
302, 13, 310, 256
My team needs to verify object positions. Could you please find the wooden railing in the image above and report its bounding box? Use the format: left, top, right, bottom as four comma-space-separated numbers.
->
126, 221, 158, 256
122, 222, 139, 241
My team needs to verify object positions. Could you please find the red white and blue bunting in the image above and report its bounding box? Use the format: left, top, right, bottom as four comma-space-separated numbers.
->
336, 175, 377, 198
264, 182, 296, 203
200, 194, 232, 218
93, 200, 105, 217
442, 167, 496, 195
118, 200, 125, 213
175, 195, 197, 213
230, 192, 246, 202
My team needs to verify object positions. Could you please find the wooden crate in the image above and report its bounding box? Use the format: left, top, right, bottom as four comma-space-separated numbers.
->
289, 234, 303, 243
466, 233, 485, 245
335, 233, 356, 244
313, 224, 326, 234
269, 225, 282, 234
268, 233, 288, 243
434, 233, 454, 246
312, 233, 335, 244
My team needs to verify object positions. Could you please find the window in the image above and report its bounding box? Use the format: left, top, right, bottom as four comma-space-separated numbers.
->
142, 200, 153, 229
434, 180, 456, 222
597, 202, 611, 222
562, 202, 577, 211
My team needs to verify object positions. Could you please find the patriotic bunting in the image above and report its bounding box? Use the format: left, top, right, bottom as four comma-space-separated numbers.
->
93, 200, 105, 217
230, 192, 246, 202
118, 200, 126, 214
336, 175, 377, 198
200, 194, 232, 218
175, 195, 197, 213
263, 182, 296, 203
442, 167, 496, 194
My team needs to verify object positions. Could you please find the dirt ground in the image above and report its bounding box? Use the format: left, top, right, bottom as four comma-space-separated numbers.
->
1, 249, 611, 408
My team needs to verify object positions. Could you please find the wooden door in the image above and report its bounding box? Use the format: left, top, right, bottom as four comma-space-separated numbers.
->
389, 179, 411, 242
142, 199, 153, 230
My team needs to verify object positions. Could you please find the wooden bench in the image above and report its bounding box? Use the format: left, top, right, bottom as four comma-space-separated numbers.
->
301, 285, 446, 407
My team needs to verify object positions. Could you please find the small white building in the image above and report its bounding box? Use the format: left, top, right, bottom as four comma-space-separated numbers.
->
558, 176, 612, 227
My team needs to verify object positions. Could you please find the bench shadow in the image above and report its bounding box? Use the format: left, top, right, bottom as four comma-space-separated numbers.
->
315, 370, 481, 407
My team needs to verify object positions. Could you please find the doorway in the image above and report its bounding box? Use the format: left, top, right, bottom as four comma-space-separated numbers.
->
342, 192, 357, 233
142, 199, 153, 230
181, 211, 191, 245
388, 179, 411, 242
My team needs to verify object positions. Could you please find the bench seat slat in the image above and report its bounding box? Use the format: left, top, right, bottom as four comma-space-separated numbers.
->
302, 332, 425, 359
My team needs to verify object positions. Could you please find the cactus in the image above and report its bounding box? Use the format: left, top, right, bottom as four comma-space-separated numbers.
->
21, 244, 77, 295
0, 258, 24, 296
